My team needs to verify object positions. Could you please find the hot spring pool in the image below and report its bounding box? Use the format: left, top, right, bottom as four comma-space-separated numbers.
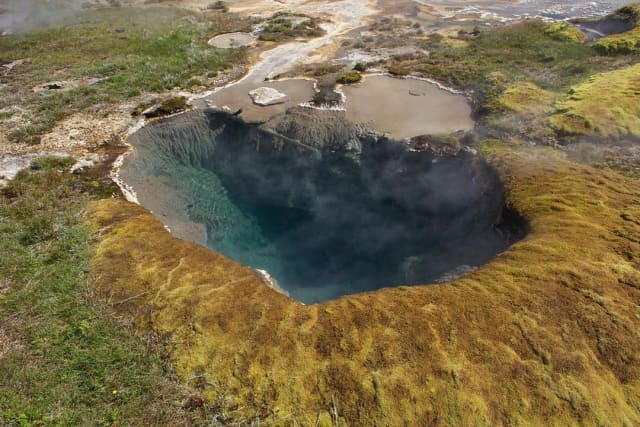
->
120, 109, 523, 303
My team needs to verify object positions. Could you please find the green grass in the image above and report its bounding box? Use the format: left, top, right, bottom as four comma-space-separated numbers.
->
416, 21, 596, 89
0, 160, 222, 425
400, 20, 638, 113
258, 12, 324, 42
336, 71, 362, 84
0, 111, 14, 120
0, 7, 248, 144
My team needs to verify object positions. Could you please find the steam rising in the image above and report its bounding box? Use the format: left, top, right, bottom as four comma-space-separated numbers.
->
121, 109, 523, 303
0, 0, 88, 34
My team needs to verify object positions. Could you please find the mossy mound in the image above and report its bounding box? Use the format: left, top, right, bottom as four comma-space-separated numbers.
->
86, 146, 640, 425
142, 96, 188, 119
497, 81, 554, 114
594, 26, 640, 54
258, 12, 324, 42
485, 82, 556, 141
593, 3, 640, 54
549, 63, 640, 139
336, 71, 362, 84
545, 22, 586, 43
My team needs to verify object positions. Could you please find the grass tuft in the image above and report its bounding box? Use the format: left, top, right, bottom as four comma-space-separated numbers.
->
0, 166, 226, 425
336, 71, 362, 84
258, 12, 324, 42
0, 7, 248, 144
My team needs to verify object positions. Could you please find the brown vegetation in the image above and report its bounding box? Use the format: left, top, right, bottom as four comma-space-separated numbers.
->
86, 144, 640, 425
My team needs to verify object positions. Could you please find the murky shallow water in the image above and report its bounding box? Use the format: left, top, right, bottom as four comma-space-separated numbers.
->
342, 75, 473, 139
207, 32, 257, 49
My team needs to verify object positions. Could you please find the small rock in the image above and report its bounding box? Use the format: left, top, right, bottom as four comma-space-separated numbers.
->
141, 104, 159, 117
33, 81, 72, 93
70, 159, 94, 174
184, 395, 205, 410
249, 87, 288, 106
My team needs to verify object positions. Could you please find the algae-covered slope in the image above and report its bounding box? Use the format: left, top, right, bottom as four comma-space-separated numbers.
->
593, 3, 640, 54
87, 147, 640, 425
549, 63, 640, 138
380, 4, 640, 145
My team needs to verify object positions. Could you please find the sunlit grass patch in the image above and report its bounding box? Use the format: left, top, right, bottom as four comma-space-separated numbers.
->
0, 6, 249, 144
0, 163, 224, 425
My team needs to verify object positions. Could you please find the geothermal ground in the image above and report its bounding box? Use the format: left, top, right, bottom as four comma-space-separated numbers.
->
2, 0, 640, 425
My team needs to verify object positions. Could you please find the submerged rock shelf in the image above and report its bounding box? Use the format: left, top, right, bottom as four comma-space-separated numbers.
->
122, 108, 521, 303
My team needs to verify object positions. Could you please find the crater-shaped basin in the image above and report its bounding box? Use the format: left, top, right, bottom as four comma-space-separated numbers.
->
121, 109, 522, 303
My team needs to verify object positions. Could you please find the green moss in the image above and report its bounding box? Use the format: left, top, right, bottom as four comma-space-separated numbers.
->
206, 1, 229, 12
336, 71, 362, 84
0, 166, 219, 425
388, 66, 410, 76
545, 22, 586, 43
258, 12, 324, 42
353, 62, 368, 72
409, 20, 597, 91
144, 96, 189, 119
592, 3, 640, 54
29, 155, 76, 171
86, 147, 640, 425
549, 63, 640, 138
481, 81, 557, 141
309, 64, 343, 77
594, 27, 640, 54
495, 81, 554, 114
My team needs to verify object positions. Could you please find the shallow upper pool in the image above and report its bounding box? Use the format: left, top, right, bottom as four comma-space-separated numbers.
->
342, 75, 474, 139
207, 32, 257, 48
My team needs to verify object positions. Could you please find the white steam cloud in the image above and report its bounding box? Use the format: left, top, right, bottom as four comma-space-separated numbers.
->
0, 0, 89, 34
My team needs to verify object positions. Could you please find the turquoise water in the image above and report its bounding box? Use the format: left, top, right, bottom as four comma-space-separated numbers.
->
123, 111, 518, 304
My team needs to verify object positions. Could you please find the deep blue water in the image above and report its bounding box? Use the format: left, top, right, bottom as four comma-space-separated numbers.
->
123, 111, 519, 304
